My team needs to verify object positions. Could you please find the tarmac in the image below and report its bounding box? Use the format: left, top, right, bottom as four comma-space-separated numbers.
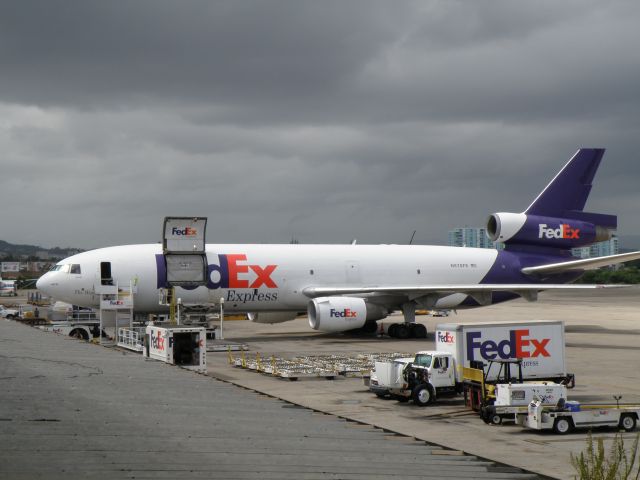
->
2, 288, 640, 479
1, 310, 539, 480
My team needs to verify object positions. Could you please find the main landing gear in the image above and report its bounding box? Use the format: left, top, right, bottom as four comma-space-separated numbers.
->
384, 302, 427, 339
386, 323, 427, 339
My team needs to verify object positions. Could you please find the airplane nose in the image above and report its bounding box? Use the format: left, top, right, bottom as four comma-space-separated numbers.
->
36, 273, 51, 295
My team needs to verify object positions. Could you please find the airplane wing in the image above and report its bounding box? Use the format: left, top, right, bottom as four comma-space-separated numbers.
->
303, 283, 627, 303
521, 250, 640, 275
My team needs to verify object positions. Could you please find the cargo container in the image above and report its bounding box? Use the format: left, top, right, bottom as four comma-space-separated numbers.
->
146, 324, 206, 373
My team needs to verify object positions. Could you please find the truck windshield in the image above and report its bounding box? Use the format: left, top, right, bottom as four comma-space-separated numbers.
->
414, 354, 432, 367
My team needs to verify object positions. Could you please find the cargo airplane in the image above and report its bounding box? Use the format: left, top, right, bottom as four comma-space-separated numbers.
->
37, 149, 640, 337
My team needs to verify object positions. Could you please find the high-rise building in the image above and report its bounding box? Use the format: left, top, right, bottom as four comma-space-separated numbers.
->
448, 226, 619, 256
447, 227, 497, 249
572, 236, 619, 259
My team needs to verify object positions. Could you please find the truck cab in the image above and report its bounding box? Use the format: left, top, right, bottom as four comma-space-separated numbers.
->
387, 351, 461, 406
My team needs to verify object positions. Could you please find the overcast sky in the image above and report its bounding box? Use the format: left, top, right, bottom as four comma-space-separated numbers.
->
2, 1, 639, 250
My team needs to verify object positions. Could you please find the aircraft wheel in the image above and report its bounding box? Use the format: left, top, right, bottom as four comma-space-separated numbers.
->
396, 324, 410, 339
620, 414, 637, 432
412, 324, 427, 338
362, 321, 378, 334
388, 324, 399, 338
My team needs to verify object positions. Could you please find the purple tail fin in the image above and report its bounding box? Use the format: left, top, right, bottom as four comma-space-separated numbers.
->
525, 148, 616, 229
487, 149, 617, 251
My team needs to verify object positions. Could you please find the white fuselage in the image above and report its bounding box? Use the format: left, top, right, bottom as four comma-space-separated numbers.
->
37, 243, 499, 313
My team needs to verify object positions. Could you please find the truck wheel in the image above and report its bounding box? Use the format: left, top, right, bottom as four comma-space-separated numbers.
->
553, 418, 572, 434
412, 384, 435, 406
620, 414, 637, 432
491, 414, 503, 425
70, 329, 89, 341
6, 314, 14, 319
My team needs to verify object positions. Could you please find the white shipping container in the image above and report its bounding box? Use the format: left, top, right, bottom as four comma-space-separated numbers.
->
147, 325, 206, 373
435, 320, 566, 383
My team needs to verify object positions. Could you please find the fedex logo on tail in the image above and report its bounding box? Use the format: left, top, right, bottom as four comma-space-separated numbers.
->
330, 308, 357, 318
466, 329, 550, 362
538, 223, 580, 239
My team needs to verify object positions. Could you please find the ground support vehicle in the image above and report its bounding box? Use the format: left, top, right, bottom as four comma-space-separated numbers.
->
2, 304, 48, 325
0, 279, 17, 296
39, 320, 102, 341
0, 305, 19, 318
371, 320, 572, 406
480, 382, 567, 425
368, 357, 414, 398
518, 398, 640, 434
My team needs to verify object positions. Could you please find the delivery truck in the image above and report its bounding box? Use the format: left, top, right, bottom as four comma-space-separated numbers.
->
371, 320, 572, 406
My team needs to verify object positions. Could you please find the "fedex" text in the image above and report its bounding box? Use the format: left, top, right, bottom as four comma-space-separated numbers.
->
538, 223, 580, 239
466, 329, 550, 362
172, 227, 197, 236
330, 308, 357, 318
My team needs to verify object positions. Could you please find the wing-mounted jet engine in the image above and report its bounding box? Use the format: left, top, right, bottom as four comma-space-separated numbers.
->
308, 297, 387, 333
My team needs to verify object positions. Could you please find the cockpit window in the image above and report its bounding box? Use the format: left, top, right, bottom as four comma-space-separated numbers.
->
50, 264, 71, 273
70, 264, 81, 274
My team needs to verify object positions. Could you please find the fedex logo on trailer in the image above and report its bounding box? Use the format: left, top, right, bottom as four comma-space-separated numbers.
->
150, 330, 165, 351
466, 329, 551, 362
437, 331, 455, 344
538, 224, 580, 239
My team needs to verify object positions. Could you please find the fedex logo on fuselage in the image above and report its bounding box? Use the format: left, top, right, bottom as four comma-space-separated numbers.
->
172, 227, 197, 236
330, 308, 357, 318
208, 254, 277, 289
538, 223, 580, 239
466, 329, 550, 362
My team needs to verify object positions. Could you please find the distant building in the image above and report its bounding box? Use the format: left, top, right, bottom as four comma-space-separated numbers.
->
572, 236, 619, 259
1, 262, 21, 273
448, 226, 619, 256
447, 227, 498, 249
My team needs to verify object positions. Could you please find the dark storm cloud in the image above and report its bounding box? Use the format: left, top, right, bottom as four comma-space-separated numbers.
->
0, 1, 639, 249
0, 1, 398, 111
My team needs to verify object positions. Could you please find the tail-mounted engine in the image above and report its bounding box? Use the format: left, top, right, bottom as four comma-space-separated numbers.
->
487, 212, 613, 249
308, 297, 387, 333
